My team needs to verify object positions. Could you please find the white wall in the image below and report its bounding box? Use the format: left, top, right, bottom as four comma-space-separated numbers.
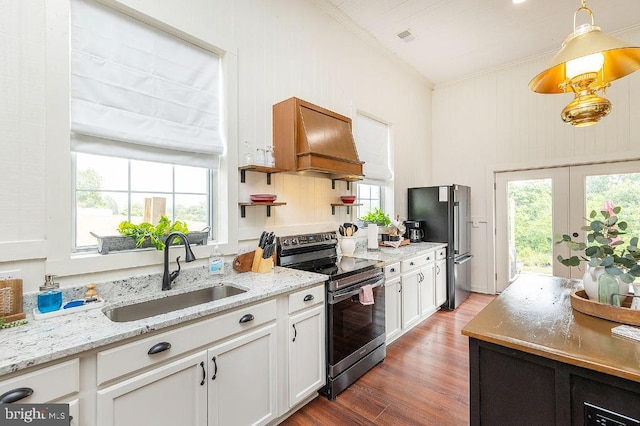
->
432, 26, 640, 294
0, 0, 432, 292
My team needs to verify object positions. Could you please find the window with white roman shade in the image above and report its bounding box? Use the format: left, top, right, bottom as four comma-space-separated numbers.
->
70, 0, 224, 169
354, 113, 392, 182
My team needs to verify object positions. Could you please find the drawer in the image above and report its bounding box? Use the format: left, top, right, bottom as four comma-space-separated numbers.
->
97, 299, 276, 385
384, 262, 401, 280
288, 284, 325, 314
436, 248, 447, 260
0, 358, 79, 404
401, 252, 435, 272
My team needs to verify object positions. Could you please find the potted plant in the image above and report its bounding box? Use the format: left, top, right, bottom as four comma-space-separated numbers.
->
91, 216, 209, 254
556, 201, 640, 304
359, 208, 391, 227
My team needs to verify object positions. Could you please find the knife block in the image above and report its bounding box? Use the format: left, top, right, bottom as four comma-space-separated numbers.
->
0, 279, 26, 322
232, 250, 276, 273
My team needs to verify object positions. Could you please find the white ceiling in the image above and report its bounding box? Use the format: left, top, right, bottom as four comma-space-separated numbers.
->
321, 0, 640, 85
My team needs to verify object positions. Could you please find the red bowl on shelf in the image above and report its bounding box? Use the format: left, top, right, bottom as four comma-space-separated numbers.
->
340, 195, 356, 204
250, 194, 277, 203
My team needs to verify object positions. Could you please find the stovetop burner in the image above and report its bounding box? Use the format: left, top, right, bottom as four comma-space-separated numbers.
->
277, 231, 382, 284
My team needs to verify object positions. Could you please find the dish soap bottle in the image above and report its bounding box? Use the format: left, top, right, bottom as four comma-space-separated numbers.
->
209, 246, 224, 275
38, 274, 62, 313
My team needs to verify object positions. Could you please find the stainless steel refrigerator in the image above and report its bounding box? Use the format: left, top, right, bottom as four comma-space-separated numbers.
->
408, 185, 473, 310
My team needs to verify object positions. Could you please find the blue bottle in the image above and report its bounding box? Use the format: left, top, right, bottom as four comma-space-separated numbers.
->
38, 274, 62, 313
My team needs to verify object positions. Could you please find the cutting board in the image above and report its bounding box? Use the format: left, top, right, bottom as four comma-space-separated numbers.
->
0, 279, 26, 322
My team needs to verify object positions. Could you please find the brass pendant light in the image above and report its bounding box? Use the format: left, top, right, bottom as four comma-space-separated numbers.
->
529, 0, 640, 127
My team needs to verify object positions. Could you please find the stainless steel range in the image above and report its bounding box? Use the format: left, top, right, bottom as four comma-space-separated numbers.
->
277, 231, 386, 400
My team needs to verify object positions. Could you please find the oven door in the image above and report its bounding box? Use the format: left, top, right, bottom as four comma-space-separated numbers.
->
327, 275, 385, 377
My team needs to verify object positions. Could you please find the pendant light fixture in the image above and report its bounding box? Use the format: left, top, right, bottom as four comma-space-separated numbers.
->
529, 0, 640, 127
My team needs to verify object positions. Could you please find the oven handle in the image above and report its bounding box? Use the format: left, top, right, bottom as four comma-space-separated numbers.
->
328, 277, 385, 305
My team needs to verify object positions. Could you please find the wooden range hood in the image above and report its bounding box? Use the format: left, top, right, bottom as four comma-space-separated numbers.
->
272, 97, 364, 181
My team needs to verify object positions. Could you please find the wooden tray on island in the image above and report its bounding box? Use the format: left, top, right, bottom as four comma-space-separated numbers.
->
570, 289, 640, 326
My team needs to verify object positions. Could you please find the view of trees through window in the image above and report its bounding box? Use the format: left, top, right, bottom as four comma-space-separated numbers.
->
508, 172, 640, 278
75, 153, 210, 249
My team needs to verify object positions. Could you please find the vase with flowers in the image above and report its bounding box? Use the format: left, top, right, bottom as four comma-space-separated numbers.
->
556, 201, 640, 304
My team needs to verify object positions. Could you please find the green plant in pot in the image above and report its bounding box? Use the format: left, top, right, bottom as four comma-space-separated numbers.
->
360, 208, 391, 227
118, 216, 189, 250
556, 201, 640, 304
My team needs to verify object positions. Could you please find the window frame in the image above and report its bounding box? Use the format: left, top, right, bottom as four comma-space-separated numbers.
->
44, 0, 239, 278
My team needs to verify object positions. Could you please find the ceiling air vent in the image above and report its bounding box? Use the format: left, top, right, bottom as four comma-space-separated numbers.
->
397, 29, 415, 42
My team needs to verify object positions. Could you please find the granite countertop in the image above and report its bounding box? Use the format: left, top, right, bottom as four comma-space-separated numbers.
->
462, 274, 640, 384
351, 241, 447, 264
0, 241, 446, 377
0, 265, 327, 376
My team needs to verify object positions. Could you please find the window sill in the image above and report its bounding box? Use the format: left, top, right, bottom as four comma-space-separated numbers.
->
47, 241, 236, 278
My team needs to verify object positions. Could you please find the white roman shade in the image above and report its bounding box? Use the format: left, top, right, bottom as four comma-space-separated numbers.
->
70, 0, 223, 168
354, 114, 393, 182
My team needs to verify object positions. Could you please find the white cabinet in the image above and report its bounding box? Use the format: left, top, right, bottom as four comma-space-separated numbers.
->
435, 248, 447, 307
288, 304, 325, 407
0, 358, 80, 425
208, 324, 277, 426
419, 262, 436, 317
96, 299, 278, 426
97, 351, 208, 426
400, 269, 421, 329
384, 276, 402, 343
287, 284, 325, 408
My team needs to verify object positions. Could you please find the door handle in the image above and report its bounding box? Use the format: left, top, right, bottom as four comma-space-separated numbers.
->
200, 361, 205, 386
211, 356, 218, 381
292, 324, 297, 342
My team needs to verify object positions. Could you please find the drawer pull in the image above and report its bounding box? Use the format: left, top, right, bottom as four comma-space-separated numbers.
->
410, 262, 415, 266
211, 356, 218, 381
303, 294, 314, 302
147, 342, 172, 355
0, 387, 33, 403
239, 313, 254, 324
200, 361, 205, 386
390, 267, 396, 272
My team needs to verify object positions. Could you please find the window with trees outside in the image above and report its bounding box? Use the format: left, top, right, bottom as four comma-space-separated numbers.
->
74, 154, 211, 249
70, 0, 222, 251
357, 183, 383, 218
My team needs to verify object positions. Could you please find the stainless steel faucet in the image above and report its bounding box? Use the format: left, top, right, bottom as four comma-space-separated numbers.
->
162, 232, 196, 291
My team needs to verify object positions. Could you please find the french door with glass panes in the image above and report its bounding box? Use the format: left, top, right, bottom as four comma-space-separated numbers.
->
495, 161, 640, 292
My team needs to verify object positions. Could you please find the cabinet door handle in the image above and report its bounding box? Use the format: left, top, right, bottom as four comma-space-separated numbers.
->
0, 387, 33, 403
147, 342, 171, 355
292, 324, 297, 342
239, 313, 254, 323
303, 294, 314, 302
399, 284, 402, 293
211, 356, 218, 381
436, 265, 440, 274
200, 361, 205, 386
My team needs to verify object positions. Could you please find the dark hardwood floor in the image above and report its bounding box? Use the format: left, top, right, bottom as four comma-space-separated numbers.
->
282, 292, 495, 426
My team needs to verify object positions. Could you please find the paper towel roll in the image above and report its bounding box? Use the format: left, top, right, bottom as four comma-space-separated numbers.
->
367, 224, 378, 250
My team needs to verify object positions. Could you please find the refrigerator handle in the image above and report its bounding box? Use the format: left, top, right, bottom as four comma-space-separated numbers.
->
454, 201, 460, 255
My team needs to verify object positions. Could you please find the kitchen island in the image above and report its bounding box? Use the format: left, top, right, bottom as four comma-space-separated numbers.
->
462, 274, 640, 425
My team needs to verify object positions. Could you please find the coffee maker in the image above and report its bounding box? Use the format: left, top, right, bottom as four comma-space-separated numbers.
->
404, 220, 424, 243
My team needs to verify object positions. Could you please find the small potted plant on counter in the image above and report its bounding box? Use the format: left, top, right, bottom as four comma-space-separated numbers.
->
556, 201, 640, 305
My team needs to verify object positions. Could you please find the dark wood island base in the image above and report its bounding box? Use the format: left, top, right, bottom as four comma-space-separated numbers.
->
463, 275, 640, 426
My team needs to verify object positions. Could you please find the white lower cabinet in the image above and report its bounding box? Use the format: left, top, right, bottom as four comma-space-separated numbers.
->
435, 252, 447, 307
419, 262, 436, 317
384, 276, 402, 343
400, 269, 421, 329
0, 358, 80, 424
288, 304, 325, 407
208, 324, 277, 426
97, 351, 208, 426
